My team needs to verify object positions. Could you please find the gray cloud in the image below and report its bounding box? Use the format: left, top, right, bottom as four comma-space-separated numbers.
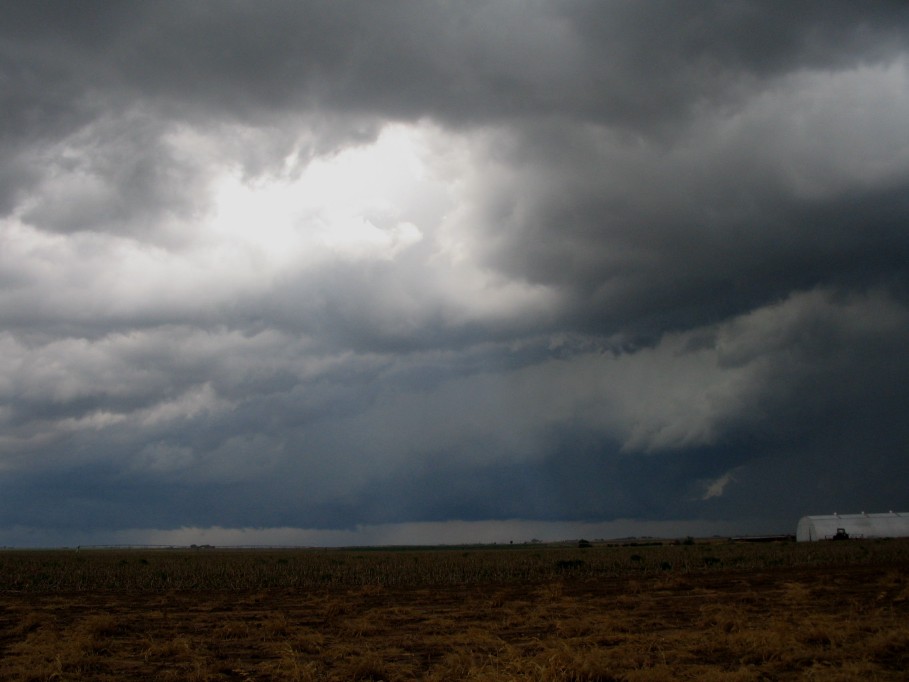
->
1, 2, 908, 545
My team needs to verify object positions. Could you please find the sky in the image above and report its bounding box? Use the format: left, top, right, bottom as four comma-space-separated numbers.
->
2, 1, 909, 547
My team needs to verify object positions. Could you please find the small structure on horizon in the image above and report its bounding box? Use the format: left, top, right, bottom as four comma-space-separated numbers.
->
796, 511, 909, 542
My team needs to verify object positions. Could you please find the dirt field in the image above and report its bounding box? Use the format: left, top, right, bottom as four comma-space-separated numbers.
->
1, 542, 908, 680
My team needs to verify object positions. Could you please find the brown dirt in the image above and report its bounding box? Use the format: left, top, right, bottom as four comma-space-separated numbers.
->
2, 561, 908, 680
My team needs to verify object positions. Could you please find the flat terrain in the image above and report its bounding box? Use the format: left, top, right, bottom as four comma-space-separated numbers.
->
1, 541, 908, 680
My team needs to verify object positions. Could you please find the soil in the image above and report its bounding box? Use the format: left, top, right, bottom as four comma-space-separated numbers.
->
2, 561, 908, 680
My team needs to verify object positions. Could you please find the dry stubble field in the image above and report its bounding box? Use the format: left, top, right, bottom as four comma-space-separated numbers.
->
1, 540, 908, 681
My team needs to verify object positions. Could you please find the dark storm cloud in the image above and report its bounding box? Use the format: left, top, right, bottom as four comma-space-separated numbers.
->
478, 127, 909, 341
2, 2, 909, 545
6, 2, 907, 143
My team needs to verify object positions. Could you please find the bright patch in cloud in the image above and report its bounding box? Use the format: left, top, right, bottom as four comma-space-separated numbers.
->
204, 124, 435, 267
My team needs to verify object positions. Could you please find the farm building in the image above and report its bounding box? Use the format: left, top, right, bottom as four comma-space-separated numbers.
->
796, 512, 909, 542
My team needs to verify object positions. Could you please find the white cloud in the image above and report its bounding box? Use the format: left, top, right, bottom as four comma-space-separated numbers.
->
201, 123, 436, 267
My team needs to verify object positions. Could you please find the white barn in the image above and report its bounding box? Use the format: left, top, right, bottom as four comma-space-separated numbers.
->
796, 511, 909, 542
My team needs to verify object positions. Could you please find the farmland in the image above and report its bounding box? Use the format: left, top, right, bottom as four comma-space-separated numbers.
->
1, 539, 908, 680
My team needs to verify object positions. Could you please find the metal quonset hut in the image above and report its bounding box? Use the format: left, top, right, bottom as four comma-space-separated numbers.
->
796, 512, 909, 542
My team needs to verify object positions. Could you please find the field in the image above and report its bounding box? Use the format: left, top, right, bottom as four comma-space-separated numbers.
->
1, 539, 908, 680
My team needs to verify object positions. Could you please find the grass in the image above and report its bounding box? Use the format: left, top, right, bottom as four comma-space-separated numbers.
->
1, 538, 906, 592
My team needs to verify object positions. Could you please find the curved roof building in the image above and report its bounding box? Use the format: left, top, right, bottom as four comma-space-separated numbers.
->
796, 512, 909, 542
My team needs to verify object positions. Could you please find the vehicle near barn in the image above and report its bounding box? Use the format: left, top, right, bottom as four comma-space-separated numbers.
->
796, 511, 909, 541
